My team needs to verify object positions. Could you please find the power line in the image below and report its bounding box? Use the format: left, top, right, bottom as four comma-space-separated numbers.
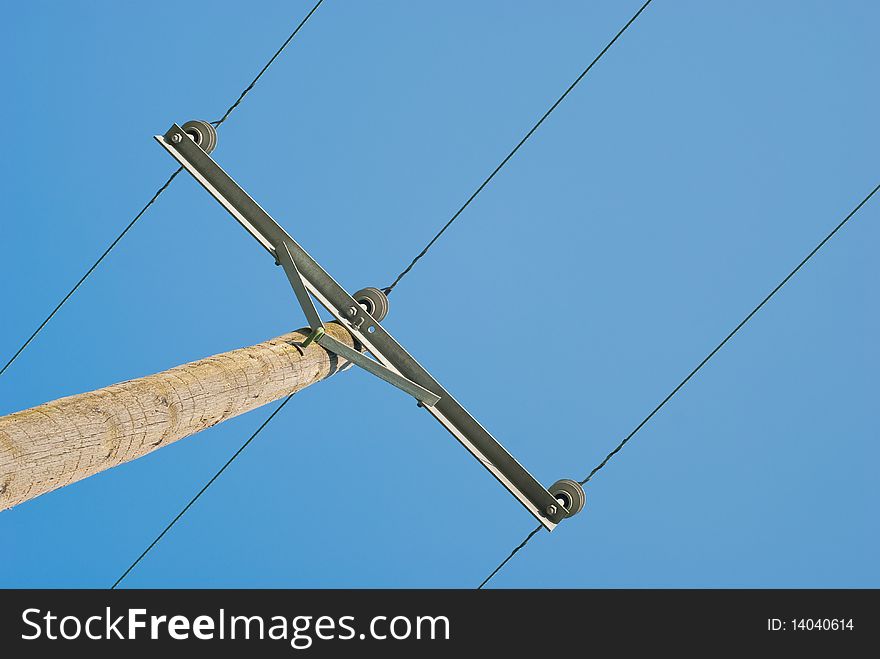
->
577, 181, 880, 486
478, 525, 541, 589
383, 0, 655, 295
212, 0, 325, 128
479, 179, 880, 588
112, 394, 294, 589
0, 169, 181, 378
0, 0, 325, 379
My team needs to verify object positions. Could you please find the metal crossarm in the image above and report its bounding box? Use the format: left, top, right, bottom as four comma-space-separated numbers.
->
155, 122, 585, 530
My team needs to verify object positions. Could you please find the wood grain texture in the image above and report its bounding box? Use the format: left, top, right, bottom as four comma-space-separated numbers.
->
0, 324, 356, 511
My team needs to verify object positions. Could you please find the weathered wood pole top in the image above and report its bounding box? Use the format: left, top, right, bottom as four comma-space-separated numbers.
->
0, 323, 355, 512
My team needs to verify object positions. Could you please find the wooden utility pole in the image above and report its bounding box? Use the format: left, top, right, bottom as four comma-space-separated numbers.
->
0, 323, 356, 512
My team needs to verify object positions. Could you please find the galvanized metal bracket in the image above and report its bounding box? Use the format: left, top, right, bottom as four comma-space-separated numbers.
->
316, 333, 441, 406
277, 240, 324, 334
155, 122, 577, 530
278, 236, 437, 404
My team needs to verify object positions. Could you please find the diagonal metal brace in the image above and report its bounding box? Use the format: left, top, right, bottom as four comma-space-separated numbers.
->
276, 240, 324, 333
277, 238, 439, 405
317, 333, 441, 407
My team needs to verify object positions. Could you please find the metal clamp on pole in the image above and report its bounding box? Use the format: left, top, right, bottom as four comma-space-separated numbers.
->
300, 326, 324, 349
155, 121, 586, 530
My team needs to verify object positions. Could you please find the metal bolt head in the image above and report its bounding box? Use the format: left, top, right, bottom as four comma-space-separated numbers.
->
347, 306, 358, 317
170, 133, 183, 144
546, 504, 557, 516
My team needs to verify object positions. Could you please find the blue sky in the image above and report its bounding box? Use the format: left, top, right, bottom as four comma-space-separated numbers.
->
0, 1, 877, 588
